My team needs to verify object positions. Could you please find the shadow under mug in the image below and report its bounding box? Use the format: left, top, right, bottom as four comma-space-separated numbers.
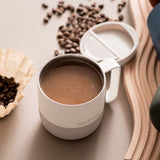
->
38, 54, 120, 140
147, 3, 160, 60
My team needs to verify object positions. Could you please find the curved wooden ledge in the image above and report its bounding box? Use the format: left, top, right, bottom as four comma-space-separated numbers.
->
123, 0, 160, 159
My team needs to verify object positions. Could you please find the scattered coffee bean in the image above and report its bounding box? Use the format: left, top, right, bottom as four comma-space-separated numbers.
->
67, 5, 75, 12
47, 12, 52, 19
98, 4, 104, 9
118, 15, 124, 21
54, 50, 59, 56
59, 25, 64, 31
65, 49, 71, 54
118, 5, 122, 12
91, 3, 96, 8
52, 8, 57, 14
42, 3, 48, 9
57, 9, 63, 16
43, 17, 49, 24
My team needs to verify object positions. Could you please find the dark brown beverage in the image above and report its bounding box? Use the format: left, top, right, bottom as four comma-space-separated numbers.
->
40, 62, 103, 105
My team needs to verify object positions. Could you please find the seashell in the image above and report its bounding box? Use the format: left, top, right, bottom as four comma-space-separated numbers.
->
0, 49, 35, 118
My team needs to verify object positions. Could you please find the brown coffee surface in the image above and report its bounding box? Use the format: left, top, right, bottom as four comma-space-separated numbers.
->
40, 63, 103, 105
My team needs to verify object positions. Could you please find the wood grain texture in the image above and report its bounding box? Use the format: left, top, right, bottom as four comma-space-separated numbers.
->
123, 0, 160, 159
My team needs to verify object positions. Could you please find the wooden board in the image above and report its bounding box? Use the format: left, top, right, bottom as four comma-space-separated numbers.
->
123, 0, 160, 159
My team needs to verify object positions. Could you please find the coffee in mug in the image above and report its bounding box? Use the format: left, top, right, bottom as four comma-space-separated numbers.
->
40, 61, 103, 105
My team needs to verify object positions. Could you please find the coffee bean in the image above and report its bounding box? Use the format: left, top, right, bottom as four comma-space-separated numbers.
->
8, 84, 16, 88
67, 5, 75, 12
42, 3, 48, 9
57, 33, 63, 39
58, 39, 64, 45
72, 37, 80, 43
69, 33, 75, 40
9, 77, 14, 81
118, 5, 122, 12
47, 12, 52, 19
71, 13, 76, 18
76, 7, 83, 13
59, 42, 66, 48
65, 39, 72, 44
16, 83, 20, 87
100, 13, 105, 18
54, 50, 59, 56
67, 26, 72, 33
59, 7, 65, 13
43, 17, 49, 24
64, 31, 70, 37
65, 44, 72, 49
9, 99, 14, 103
76, 47, 80, 52
52, 8, 57, 14
2, 77, 7, 84
57, 9, 63, 16
10, 92, 16, 97
6, 94, 11, 99
3, 88, 9, 93
95, 8, 101, 14
98, 4, 104, 9
66, 22, 70, 27
58, 3, 63, 9
14, 88, 17, 92
91, 3, 96, 8
118, 15, 124, 21
72, 42, 78, 48
65, 49, 71, 53
70, 48, 76, 53
59, 25, 64, 31
105, 16, 109, 21
0, 82, 3, 88
61, 27, 66, 33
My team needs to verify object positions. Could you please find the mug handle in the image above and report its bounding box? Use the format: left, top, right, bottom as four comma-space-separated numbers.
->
99, 58, 121, 103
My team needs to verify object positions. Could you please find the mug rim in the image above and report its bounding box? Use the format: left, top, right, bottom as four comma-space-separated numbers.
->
38, 54, 106, 107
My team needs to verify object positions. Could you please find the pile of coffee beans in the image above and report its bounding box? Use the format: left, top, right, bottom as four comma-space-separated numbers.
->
41, 1, 126, 56
0, 75, 19, 107
57, 3, 111, 54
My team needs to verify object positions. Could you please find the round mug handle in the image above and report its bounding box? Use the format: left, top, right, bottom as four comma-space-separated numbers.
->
99, 58, 121, 103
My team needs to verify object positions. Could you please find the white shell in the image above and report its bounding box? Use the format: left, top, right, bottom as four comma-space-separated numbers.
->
0, 49, 35, 118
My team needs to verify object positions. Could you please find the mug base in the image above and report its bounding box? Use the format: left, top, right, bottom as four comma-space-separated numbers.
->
40, 112, 103, 140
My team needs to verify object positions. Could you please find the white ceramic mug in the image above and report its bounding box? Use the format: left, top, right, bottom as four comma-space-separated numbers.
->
38, 54, 120, 140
